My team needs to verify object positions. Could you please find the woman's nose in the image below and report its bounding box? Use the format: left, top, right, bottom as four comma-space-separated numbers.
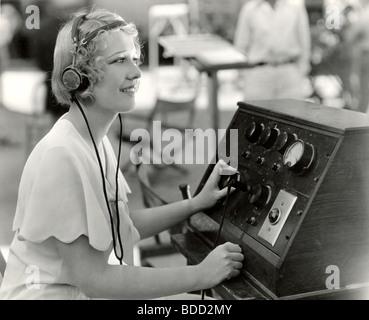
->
128, 61, 142, 80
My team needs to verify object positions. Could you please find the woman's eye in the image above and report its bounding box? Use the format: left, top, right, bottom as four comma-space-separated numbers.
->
113, 57, 141, 66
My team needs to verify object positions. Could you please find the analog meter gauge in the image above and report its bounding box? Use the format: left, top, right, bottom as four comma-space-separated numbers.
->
283, 140, 316, 175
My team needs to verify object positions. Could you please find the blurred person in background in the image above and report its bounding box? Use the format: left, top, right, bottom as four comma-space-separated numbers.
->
233, 0, 311, 100
345, 0, 369, 113
333, 3, 360, 110
0, 3, 22, 71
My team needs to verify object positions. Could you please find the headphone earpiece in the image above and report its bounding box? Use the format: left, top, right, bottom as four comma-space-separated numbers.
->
62, 66, 89, 92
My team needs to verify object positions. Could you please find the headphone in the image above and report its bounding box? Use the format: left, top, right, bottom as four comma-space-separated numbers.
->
61, 14, 127, 92
64, 14, 128, 265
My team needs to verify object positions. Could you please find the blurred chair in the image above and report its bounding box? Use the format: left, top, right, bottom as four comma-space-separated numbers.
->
135, 162, 186, 267
0, 66, 52, 157
148, 3, 189, 72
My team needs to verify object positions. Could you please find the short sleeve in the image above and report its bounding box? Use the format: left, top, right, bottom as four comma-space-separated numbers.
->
13, 145, 113, 252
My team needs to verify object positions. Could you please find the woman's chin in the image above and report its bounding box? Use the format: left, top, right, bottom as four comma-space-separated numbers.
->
120, 104, 135, 114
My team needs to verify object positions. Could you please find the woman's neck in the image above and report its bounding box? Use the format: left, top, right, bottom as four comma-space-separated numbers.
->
65, 101, 117, 149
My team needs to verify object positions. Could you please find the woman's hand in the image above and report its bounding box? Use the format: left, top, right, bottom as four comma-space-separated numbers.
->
197, 242, 244, 288
193, 159, 238, 211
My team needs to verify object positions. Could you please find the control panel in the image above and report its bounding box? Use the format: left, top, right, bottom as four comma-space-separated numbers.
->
188, 100, 369, 298
194, 101, 338, 257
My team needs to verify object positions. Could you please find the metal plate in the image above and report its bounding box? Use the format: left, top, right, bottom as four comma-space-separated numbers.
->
257, 190, 297, 246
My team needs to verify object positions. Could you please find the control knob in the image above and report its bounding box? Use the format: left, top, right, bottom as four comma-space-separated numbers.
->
249, 184, 272, 208
244, 122, 264, 143
258, 127, 280, 149
275, 132, 297, 154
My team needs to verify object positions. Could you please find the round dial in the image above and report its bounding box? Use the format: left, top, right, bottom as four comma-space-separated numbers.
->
275, 132, 297, 154
258, 127, 280, 149
244, 122, 264, 143
283, 140, 316, 174
249, 184, 272, 208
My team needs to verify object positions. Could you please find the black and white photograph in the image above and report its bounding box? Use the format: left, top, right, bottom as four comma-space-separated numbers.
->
1, 0, 369, 304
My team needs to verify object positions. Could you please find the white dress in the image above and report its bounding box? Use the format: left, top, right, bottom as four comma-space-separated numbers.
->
0, 118, 140, 299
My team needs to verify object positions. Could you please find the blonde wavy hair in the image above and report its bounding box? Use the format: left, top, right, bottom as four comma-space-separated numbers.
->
52, 7, 142, 106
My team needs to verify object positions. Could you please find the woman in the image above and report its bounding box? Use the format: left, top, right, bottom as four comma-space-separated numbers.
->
0, 7, 244, 300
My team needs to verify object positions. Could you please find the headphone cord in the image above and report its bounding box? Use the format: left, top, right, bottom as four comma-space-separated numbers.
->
201, 179, 235, 300
115, 114, 124, 264
72, 95, 124, 265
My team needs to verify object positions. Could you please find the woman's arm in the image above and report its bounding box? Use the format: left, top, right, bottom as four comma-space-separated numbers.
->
56, 235, 244, 299
131, 160, 238, 239
131, 198, 200, 240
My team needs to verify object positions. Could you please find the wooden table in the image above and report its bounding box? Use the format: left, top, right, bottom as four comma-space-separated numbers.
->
158, 34, 255, 132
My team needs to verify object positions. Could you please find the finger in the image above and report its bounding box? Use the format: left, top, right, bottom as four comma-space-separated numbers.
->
229, 252, 244, 262
232, 261, 243, 270
207, 161, 224, 184
223, 242, 243, 253
218, 185, 236, 197
219, 164, 238, 176
216, 159, 238, 176
207, 161, 238, 191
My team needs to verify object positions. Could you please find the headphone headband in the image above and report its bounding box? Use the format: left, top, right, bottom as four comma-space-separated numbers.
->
81, 21, 127, 45
71, 14, 127, 47
71, 14, 86, 44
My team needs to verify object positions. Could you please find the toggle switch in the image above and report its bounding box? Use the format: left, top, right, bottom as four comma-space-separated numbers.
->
242, 151, 251, 159
246, 216, 257, 226
268, 208, 281, 225
256, 156, 265, 165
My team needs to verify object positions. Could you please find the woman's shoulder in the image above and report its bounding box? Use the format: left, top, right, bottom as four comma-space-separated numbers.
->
30, 119, 88, 163
40, 118, 80, 147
